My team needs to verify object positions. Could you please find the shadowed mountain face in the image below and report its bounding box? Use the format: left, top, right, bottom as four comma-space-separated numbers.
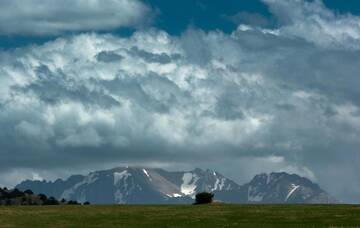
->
215, 172, 338, 204
16, 167, 338, 204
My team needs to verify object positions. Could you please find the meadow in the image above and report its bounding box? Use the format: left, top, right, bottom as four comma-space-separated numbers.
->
0, 204, 360, 227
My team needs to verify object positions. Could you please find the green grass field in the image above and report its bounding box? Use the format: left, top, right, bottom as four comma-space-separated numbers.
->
1, 204, 360, 227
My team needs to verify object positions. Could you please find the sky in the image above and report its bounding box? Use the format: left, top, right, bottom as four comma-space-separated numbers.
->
0, 0, 360, 203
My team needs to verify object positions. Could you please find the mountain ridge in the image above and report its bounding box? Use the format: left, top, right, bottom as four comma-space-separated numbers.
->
16, 167, 338, 204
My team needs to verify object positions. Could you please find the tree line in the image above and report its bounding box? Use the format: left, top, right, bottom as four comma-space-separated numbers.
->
0, 187, 90, 206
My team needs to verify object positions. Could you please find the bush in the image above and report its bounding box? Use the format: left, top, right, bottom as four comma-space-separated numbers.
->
83, 201, 90, 205
44, 196, 59, 205
8, 189, 24, 198
38, 193, 47, 202
5, 199, 11, 206
194, 192, 214, 205
24, 189, 34, 195
67, 200, 79, 205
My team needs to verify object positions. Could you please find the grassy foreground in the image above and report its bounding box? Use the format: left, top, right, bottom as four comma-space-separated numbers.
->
1, 204, 360, 227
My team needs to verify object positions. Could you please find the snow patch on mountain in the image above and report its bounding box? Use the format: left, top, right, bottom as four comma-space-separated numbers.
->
286, 184, 300, 201
181, 173, 199, 196
114, 190, 125, 204
60, 172, 98, 200
113, 170, 136, 204
166, 193, 182, 198
266, 174, 271, 184
78, 191, 86, 203
114, 170, 131, 186
247, 185, 265, 202
142, 169, 151, 181
212, 178, 226, 191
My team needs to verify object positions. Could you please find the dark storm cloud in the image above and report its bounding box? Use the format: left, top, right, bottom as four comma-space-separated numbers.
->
100, 74, 183, 113
18, 65, 121, 108
129, 47, 181, 64
96, 51, 124, 63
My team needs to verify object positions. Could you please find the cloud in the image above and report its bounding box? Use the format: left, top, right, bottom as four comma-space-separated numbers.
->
263, 0, 360, 49
223, 11, 271, 27
1, 0, 360, 202
0, 0, 152, 35
96, 51, 124, 63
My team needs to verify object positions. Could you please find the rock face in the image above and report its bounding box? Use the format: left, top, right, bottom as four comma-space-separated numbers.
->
215, 172, 338, 204
16, 168, 338, 204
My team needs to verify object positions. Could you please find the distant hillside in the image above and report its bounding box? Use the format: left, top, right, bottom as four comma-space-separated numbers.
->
16, 167, 338, 204
0, 187, 84, 206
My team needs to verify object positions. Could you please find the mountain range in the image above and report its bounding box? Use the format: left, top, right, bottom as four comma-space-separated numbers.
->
16, 167, 338, 204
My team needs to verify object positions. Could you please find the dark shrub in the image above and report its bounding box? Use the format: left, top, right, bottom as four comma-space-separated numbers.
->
38, 193, 47, 202
5, 199, 11, 205
0, 188, 4, 198
83, 201, 90, 205
194, 192, 214, 205
44, 196, 59, 205
67, 200, 79, 205
24, 189, 34, 195
8, 189, 24, 198
60, 198, 66, 204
